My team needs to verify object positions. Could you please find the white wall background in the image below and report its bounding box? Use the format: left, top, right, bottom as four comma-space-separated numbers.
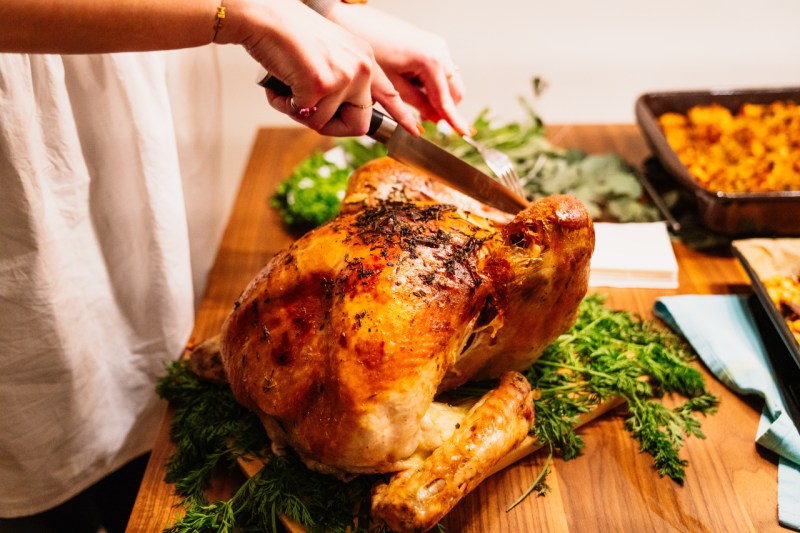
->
216, 0, 800, 188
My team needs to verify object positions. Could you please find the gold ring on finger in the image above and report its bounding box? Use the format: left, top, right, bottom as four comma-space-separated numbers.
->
349, 101, 374, 110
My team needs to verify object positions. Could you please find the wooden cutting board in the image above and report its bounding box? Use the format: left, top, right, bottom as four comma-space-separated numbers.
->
235, 397, 626, 532
127, 126, 785, 533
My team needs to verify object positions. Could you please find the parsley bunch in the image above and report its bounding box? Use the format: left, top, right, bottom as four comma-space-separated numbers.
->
270, 153, 351, 230
271, 139, 386, 230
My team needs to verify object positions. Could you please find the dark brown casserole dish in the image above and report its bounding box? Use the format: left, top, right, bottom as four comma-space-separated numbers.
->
636, 87, 800, 236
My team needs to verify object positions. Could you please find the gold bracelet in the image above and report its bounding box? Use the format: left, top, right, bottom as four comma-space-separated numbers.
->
212, 0, 226, 42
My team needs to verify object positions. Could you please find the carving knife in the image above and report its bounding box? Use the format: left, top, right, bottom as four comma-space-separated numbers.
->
365, 109, 528, 213
257, 72, 529, 214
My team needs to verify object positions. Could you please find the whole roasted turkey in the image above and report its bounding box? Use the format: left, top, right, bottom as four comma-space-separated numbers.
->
193, 157, 594, 531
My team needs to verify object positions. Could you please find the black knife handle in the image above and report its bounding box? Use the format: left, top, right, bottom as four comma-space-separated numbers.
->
256, 70, 292, 96
257, 69, 395, 144
367, 108, 384, 137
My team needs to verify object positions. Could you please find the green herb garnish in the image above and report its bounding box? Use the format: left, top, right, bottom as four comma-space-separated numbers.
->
528, 294, 716, 481
155, 360, 267, 505
506, 451, 553, 512
158, 295, 716, 531
271, 141, 386, 229
425, 104, 660, 223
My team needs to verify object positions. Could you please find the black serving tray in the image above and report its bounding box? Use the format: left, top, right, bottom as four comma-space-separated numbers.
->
732, 239, 800, 370
732, 238, 800, 432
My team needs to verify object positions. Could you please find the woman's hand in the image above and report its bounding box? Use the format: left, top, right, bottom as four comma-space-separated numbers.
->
327, 3, 472, 136
219, 0, 419, 136
0, 0, 452, 137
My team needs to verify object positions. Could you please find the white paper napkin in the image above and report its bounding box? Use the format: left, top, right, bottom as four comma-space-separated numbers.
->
590, 222, 679, 289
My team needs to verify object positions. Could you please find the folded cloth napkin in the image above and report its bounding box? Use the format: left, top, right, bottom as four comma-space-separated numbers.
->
654, 295, 800, 530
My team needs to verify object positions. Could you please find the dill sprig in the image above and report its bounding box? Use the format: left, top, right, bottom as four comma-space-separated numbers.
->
506, 451, 553, 512
156, 362, 267, 504
157, 294, 717, 532
157, 362, 387, 533
164, 454, 385, 533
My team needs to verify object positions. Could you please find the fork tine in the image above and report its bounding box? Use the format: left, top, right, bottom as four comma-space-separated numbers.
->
509, 175, 524, 198
495, 162, 519, 196
499, 164, 524, 198
493, 156, 521, 193
463, 135, 526, 200
498, 167, 513, 188
499, 169, 515, 191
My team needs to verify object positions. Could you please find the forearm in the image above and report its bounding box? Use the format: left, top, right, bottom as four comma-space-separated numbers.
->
0, 0, 221, 54
0, 0, 424, 137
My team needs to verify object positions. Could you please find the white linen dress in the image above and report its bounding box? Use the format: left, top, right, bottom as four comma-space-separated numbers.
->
0, 48, 222, 517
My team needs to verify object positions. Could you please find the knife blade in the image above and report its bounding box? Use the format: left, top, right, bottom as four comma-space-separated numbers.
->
256, 71, 528, 213
367, 109, 529, 214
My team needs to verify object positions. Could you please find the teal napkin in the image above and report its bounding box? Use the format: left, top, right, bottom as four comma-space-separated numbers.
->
654, 295, 800, 530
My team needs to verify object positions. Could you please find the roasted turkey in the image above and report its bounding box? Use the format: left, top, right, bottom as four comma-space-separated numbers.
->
195, 157, 594, 531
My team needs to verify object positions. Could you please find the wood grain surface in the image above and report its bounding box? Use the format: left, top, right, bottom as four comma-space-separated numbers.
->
126, 125, 787, 533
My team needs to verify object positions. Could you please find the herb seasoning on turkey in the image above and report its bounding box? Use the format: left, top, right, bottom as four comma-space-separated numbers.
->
190, 157, 591, 529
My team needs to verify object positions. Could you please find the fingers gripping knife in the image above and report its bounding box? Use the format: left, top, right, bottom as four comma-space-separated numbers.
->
257, 71, 529, 214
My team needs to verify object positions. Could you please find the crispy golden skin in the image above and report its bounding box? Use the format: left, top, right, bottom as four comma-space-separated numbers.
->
217, 157, 593, 527
340, 156, 514, 224
371, 371, 535, 532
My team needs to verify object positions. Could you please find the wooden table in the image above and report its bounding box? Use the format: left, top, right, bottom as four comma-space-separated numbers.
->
128, 125, 787, 532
